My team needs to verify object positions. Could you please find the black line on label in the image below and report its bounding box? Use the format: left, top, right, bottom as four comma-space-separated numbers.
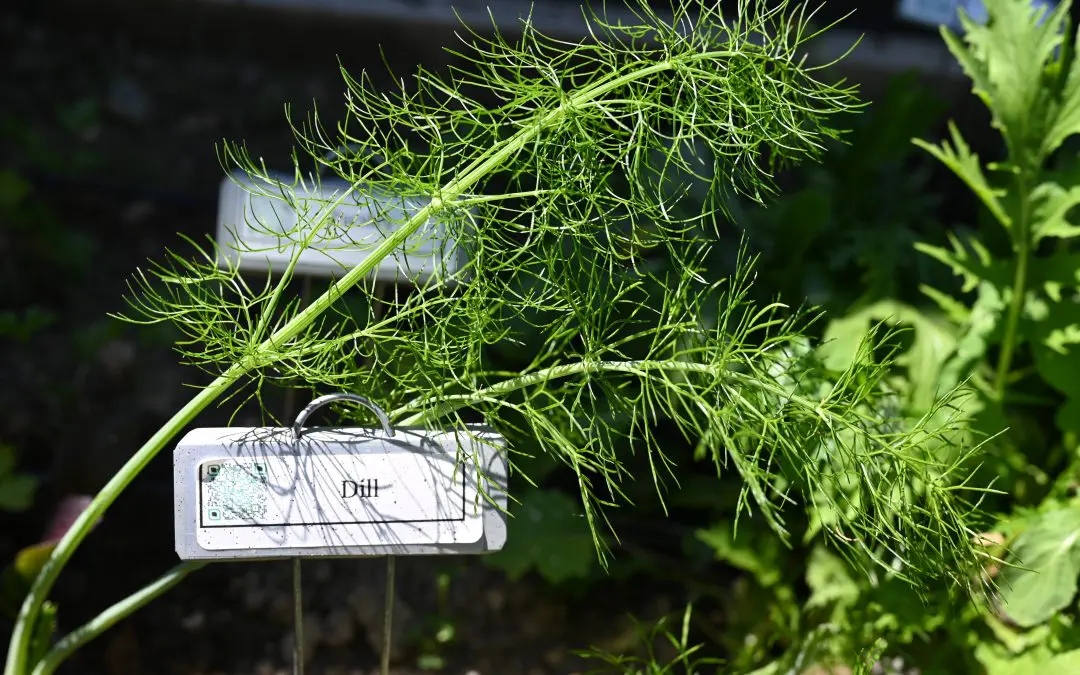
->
198, 464, 468, 529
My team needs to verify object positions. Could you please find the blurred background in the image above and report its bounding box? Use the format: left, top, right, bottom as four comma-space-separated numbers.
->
0, 1, 1060, 674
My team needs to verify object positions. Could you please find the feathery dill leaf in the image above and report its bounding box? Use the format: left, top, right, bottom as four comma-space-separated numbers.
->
116, 0, 991, 590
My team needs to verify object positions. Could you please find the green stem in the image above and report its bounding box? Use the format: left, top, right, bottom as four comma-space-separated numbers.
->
4, 48, 739, 675
393, 358, 828, 429
993, 175, 1032, 400
29, 562, 207, 675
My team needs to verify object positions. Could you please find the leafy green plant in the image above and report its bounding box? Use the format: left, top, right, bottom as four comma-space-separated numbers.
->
486, 487, 599, 584
739, 0, 1080, 672
2, 2, 998, 674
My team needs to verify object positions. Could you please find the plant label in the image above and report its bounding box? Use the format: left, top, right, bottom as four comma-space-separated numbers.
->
215, 170, 468, 283
173, 425, 507, 560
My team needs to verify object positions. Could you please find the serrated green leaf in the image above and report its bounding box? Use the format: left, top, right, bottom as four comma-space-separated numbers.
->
1031, 181, 1080, 242
939, 281, 1005, 393
863, 577, 949, 643
484, 488, 596, 585
1027, 301, 1080, 365
1043, 26, 1080, 156
915, 231, 1009, 293
1030, 251, 1080, 290
920, 283, 972, 325
913, 123, 1011, 230
998, 506, 1080, 627
943, 0, 1070, 167
1046, 324, 1080, 355
1026, 295, 1080, 439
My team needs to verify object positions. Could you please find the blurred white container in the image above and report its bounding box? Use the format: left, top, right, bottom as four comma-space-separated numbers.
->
215, 170, 467, 284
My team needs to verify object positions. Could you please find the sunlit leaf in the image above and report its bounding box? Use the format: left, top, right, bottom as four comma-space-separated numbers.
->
805, 545, 860, 611
1042, 25, 1080, 156
915, 231, 1009, 293
913, 124, 1012, 231
998, 506, 1080, 627
818, 299, 958, 412
1031, 182, 1080, 242
942, 0, 1070, 166
976, 643, 1080, 675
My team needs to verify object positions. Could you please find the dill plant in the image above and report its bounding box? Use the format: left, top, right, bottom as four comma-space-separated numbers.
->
4, 2, 996, 673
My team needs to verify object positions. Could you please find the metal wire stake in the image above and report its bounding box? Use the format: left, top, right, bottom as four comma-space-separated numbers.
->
293, 557, 305, 675
286, 280, 312, 675
381, 556, 396, 675
289, 391, 395, 675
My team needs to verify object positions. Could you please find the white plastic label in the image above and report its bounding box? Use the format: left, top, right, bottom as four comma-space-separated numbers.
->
195, 451, 484, 551
215, 171, 466, 283
173, 425, 507, 560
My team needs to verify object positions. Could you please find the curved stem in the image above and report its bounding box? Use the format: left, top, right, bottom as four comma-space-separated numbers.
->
5, 371, 240, 675
5, 49, 741, 675
993, 175, 1032, 400
29, 562, 207, 675
392, 358, 824, 429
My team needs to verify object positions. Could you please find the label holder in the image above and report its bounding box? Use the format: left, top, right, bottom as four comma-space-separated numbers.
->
174, 393, 509, 561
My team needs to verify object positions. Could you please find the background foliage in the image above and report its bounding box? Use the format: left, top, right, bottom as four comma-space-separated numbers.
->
574, 1, 1080, 673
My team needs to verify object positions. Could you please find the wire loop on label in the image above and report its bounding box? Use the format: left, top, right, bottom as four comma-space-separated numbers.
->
292, 393, 395, 439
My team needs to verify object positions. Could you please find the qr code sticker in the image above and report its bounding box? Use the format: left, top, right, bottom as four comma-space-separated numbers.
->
202, 461, 269, 522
